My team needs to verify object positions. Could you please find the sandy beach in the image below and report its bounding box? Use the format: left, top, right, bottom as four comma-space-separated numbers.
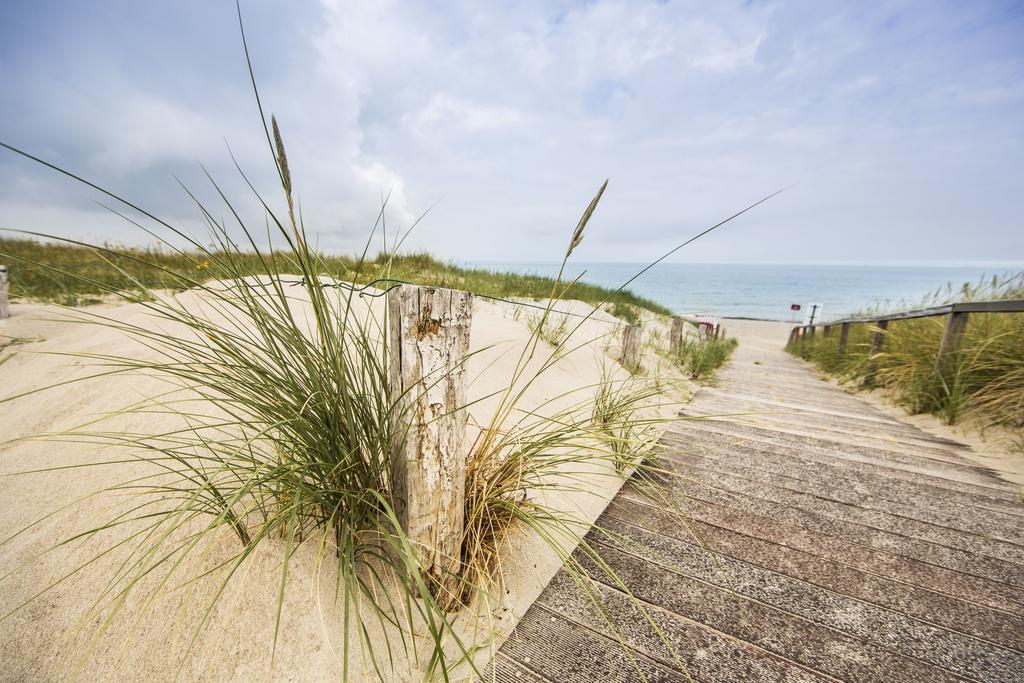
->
3, 297, 1021, 681
0, 287, 692, 681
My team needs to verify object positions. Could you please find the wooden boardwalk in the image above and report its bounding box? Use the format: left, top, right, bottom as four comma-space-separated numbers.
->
488, 328, 1024, 682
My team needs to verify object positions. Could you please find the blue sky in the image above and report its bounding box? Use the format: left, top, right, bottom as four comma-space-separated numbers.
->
1, 0, 1022, 264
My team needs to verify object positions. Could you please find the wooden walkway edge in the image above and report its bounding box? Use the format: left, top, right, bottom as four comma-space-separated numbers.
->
487, 328, 1024, 682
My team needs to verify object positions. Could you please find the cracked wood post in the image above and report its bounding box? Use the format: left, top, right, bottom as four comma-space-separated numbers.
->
621, 323, 641, 373
935, 310, 969, 373
669, 317, 685, 356
387, 284, 472, 604
837, 322, 850, 354
0, 265, 9, 320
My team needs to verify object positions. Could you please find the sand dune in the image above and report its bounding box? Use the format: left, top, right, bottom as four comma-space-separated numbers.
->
0, 286, 690, 681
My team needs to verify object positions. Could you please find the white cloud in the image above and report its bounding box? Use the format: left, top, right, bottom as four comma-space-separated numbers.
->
408, 94, 524, 134
2, 0, 1022, 263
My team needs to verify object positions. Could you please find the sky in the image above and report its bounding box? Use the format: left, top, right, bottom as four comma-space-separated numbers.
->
1, 0, 1022, 264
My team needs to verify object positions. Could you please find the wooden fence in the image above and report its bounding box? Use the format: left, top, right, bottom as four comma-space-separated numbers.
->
788, 298, 1024, 370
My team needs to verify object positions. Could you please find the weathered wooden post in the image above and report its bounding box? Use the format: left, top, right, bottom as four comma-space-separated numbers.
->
837, 322, 850, 354
807, 325, 816, 339
935, 310, 969, 371
823, 325, 832, 338
669, 317, 685, 356
387, 284, 472, 602
621, 323, 641, 372
869, 320, 888, 356
866, 319, 889, 382
0, 265, 9, 320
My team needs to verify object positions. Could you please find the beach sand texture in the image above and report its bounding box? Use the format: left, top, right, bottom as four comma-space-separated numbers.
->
0, 285, 689, 681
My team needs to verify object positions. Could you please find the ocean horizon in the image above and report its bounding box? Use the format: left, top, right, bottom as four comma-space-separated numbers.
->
464, 262, 1024, 322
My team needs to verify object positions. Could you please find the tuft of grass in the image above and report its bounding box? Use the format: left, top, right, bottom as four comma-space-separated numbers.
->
591, 369, 661, 472
527, 311, 571, 354
607, 301, 639, 324
788, 273, 1024, 444
670, 335, 737, 379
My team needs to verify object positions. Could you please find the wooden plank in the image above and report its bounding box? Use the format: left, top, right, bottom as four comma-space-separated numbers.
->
954, 299, 1024, 314
481, 653, 554, 682
671, 419, 1007, 481
658, 428, 1024, 520
654, 455, 1024, 570
577, 543, 967, 683
638, 460, 1024, 586
602, 497, 1024, 651
387, 284, 472, 602
588, 524, 1024, 682
617, 488, 1024, 615
682, 397, 971, 452
533, 572, 833, 683
826, 297, 1024, 326
497, 603, 691, 683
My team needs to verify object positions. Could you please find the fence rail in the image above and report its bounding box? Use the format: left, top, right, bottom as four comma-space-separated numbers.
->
787, 297, 1024, 370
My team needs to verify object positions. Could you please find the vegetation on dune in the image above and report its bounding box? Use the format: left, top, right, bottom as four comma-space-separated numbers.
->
0, 120, 704, 680
0, 10, 782, 678
670, 335, 738, 380
646, 322, 737, 380
788, 273, 1024, 448
0, 237, 671, 317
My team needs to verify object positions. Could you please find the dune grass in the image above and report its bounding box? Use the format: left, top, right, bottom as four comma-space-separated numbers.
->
0, 9, 787, 676
0, 237, 670, 318
788, 274, 1024, 445
649, 321, 737, 380
670, 335, 738, 380
0, 123, 700, 679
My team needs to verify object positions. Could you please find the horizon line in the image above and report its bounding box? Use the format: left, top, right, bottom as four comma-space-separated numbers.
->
462, 259, 1024, 269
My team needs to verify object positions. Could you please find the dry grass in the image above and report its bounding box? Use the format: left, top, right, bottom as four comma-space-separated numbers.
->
788, 273, 1024, 445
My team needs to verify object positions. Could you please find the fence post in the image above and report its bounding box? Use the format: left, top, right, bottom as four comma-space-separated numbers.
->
935, 311, 969, 369
823, 325, 832, 338
669, 317, 685, 355
869, 320, 888, 356
0, 265, 8, 320
387, 284, 472, 603
621, 323, 642, 372
807, 325, 816, 339
837, 322, 850, 354
866, 319, 889, 382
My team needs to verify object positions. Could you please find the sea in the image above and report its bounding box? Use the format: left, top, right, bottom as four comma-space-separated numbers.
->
464, 262, 1024, 323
